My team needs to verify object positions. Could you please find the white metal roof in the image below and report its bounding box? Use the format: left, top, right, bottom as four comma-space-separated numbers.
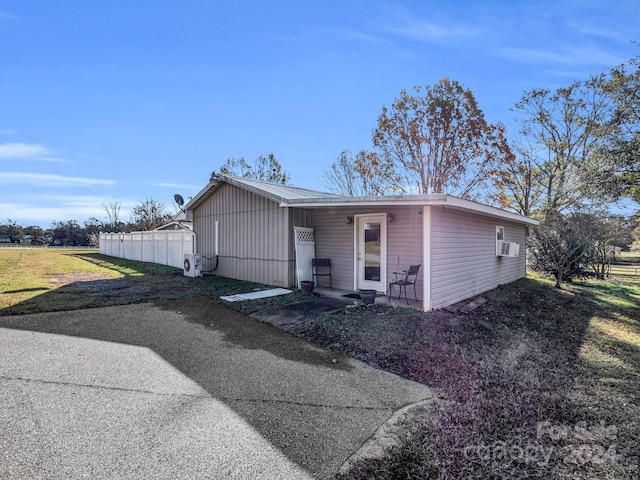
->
185, 174, 539, 226
221, 175, 339, 202
184, 174, 339, 210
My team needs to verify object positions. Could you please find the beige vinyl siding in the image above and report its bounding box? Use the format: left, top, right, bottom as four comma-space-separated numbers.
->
386, 207, 424, 299
430, 206, 526, 309
313, 206, 424, 294
312, 208, 355, 290
193, 183, 296, 287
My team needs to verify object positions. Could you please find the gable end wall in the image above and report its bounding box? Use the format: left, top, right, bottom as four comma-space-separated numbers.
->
193, 183, 305, 287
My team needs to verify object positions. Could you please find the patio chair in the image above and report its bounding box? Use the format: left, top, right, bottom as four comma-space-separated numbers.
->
389, 264, 421, 305
312, 258, 332, 290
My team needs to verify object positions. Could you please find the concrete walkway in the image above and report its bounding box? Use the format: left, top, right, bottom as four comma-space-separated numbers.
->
0, 300, 437, 479
250, 296, 351, 328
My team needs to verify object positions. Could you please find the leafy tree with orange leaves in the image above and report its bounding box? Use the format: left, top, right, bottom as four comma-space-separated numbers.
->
357, 78, 513, 200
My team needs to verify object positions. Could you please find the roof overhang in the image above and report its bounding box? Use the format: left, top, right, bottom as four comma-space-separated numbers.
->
184, 179, 222, 212
282, 194, 539, 226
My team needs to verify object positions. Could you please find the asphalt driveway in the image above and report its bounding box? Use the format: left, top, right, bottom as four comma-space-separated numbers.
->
0, 299, 436, 479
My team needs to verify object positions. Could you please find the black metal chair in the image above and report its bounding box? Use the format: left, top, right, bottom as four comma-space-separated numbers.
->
312, 258, 332, 290
389, 264, 421, 304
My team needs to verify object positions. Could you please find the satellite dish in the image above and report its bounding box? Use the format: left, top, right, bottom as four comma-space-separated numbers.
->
174, 194, 184, 206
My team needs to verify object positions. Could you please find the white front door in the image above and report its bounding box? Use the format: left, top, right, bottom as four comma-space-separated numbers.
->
355, 214, 387, 292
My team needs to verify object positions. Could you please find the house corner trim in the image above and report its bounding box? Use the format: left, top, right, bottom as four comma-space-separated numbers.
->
423, 205, 432, 312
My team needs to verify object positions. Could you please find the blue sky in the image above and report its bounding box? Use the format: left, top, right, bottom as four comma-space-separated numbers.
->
1, 0, 638, 228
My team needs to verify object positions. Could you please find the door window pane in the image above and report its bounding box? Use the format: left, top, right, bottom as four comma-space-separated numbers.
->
364, 221, 381, 281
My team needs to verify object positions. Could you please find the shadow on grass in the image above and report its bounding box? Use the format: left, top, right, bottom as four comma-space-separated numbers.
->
3, 287, 50, 294
1, 253, 304, 316
72, 252, 182, 276
0, 253, 375, 477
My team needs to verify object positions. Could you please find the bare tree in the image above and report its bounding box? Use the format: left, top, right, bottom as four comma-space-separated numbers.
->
131, 198, 172, 231
323, 150, 392, 196
592, 55, 640, 202
490, 140, 547, 216
511, 78, 616, 213
217, 153, 291, 184
102, 201, 122, 231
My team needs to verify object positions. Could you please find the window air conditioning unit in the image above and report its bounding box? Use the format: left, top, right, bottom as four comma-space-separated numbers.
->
183, 253, 202, 277
497, 241, 520, 257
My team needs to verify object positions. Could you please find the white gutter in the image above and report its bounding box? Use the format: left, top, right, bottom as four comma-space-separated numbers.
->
281, 193, 448, 208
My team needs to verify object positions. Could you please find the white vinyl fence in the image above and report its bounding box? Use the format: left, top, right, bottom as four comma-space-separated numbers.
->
99, 230, 195, 269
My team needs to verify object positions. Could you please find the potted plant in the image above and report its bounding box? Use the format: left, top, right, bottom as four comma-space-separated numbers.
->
300, 280, 315, 295
358, 289, 377, 305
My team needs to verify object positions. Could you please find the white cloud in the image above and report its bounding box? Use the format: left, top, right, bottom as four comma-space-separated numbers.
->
0, 11, 18, 21
0, 142, 49, 158
0, 142, 65, 162
383, 9, 483, 44
0, 202, 105, 225
389, 21, 482, 42
314, 26, 390, 46
567, 22, 625, 43
0, 196, 137, 227
498, 44, 628, 67
152, 182, 202, 190
0, 172, 115, 187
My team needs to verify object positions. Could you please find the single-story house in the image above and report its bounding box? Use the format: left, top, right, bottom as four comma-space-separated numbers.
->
184, 174, 538, 311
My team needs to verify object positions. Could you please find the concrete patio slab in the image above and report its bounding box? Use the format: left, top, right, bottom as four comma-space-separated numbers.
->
250, 296, 351, 327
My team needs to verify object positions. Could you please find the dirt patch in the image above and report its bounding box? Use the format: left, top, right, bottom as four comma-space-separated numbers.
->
295, 279, 639, 480
49, 273, 143, 294
49, 272, 114, 284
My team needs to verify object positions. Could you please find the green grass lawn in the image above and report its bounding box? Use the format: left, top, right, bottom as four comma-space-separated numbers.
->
0, 247, 188, 311
1, 248, 103, 309
0, 248, 304, 314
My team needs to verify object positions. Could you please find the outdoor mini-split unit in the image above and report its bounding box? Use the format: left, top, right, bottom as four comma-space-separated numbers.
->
183, 253, 203, 277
